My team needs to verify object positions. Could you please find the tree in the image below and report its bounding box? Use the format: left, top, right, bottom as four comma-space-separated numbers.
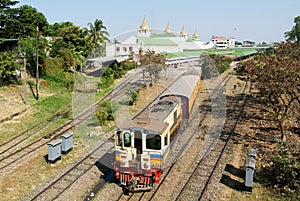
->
285, 16, 300, 43
248, 42, 300, 141
137, 49, 166, 86
87, 19, 109, 47
59, 25, 92, 61
44, 21, 74, 37
1, 5, 48, 39
0, 51, 18, 85
0, 0, 19, 37
18, 37, 47, 77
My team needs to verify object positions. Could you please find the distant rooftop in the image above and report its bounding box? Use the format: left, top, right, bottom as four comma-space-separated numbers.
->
137, 36, 177, 45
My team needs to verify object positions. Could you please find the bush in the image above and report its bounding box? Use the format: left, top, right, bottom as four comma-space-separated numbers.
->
96, 100, 114, 126
259, 145, 300, 194
129, 90, 139, 105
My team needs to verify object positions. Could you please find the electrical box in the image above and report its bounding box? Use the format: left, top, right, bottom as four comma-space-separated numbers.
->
48, 139, 62, 162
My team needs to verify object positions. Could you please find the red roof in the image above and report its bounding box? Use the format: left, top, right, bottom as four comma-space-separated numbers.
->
212, 35, 227, 40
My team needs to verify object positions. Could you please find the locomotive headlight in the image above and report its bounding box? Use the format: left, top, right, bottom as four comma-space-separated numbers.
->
143, 163, 149, 169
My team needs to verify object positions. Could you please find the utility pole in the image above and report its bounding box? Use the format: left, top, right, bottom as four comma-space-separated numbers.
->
36, 26, 39, 100
23, 55, 27, 104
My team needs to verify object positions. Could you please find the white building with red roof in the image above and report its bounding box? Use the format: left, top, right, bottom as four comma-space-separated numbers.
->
211, 35, 235, 49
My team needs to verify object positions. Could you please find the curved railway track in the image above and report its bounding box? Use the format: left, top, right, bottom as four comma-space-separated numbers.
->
17, 71, 163, 200
174, 81, 251, 201
0, 94, 82, 155
26, 137, 115, 201
0, 73, 141, 174
103, 71, 233, 201
118, 73, 233, 201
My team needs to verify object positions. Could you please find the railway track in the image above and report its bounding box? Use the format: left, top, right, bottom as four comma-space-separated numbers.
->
0, 94, 82, 156
0, 73, 141, 174
174, 81, 251, 200
16, 72, 155, 200
26, 137, 115, 201
111, 71, 232, 201
129, 73, 232, 201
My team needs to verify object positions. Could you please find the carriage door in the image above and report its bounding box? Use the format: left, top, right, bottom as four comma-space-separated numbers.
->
134, 130, 143, 155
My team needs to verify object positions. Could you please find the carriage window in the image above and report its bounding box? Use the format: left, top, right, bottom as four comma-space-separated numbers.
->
164, 135, 168, 146
116, 130, 122, 146
146, 134, 161, 150
123, 132, 131, 147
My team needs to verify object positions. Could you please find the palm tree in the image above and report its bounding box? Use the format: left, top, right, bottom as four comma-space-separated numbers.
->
87, 19, 109, 48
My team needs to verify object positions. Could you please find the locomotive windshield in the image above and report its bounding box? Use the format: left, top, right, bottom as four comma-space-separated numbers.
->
115, 130, 122, 146
146, 134, 161, 150
123, 132, 131, 147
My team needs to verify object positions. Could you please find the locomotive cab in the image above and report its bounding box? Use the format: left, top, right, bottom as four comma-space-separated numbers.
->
114, 128, 166, 192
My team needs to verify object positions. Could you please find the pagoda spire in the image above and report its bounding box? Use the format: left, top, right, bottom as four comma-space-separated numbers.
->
180, 26, 188, 37
193, 29, 199, 40
138, 15, 151, 37
139, 15, 151, 31
164, 22, 172, 34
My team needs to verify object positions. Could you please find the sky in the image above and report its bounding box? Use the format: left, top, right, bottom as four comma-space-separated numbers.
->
17, 0, 300, 43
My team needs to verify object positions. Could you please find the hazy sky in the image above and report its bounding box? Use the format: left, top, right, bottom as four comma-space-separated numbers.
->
17, 0, 300, 43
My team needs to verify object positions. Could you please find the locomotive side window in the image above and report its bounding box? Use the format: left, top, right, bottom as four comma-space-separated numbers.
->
123, 132, 131, 147
164, 135, 168, 146
116, 130, 122, 146
146, 134, 161, 150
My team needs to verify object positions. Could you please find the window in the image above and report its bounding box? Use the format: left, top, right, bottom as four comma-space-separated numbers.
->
123, 132, 131, 147
123, 47, 127, 52
164, 135, 168, 146
146, 134, 161, 150
116, 47, 120, 52
129, 47, 133, 52
173, 110, 177, 125
116, 130, 122, 146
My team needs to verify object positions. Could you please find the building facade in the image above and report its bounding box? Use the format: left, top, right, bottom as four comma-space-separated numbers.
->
105, 16, 215, 58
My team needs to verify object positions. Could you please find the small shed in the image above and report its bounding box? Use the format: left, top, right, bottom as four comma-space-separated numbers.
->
61, 132, 73, 153
48, 139, 62, 162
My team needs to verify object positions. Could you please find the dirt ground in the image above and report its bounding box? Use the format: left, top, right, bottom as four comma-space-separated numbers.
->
0, 84, 30, 122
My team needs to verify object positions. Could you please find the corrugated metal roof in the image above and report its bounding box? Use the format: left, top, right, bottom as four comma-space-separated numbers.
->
161, 74, 199, 99
119, 96, 179, 134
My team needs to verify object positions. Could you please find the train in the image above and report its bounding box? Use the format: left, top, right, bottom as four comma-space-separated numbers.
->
113, 66, 202, 193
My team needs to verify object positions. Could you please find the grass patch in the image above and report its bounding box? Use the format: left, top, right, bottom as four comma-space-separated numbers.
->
0, 92, 72, 144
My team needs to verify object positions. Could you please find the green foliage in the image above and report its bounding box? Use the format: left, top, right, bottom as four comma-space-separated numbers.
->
99, 63, 129, 89
44, 21, 74, 36
129, 90, 139, 105
121, 60, 136, 71
209, 54, 232, 74
99, 67, 114, 88
18, 37, 48, 77
86, 19, 109, 48
285, 16, 300, 43
0, 51, 18, 85
96, 100, 114, 126
44, 57, 74, 90
0, 5, 48, 38
44, 57, 64, 83
259, 145, 300, 194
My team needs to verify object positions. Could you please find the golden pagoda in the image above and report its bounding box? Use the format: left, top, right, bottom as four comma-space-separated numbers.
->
180, 26, 188, 37
193, 29, 199, 40
164, 22, 173, 34
139, 16, 151, 31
